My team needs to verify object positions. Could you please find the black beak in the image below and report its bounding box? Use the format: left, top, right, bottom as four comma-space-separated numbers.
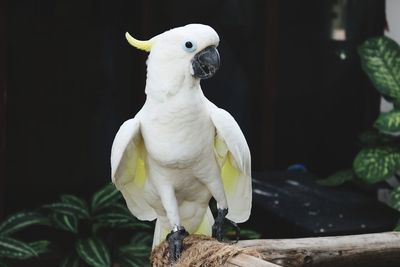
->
191, 46, 220, 79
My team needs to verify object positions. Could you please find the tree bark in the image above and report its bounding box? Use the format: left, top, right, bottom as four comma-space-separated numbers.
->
225, 254, 280, 267
237, 231, 400, 267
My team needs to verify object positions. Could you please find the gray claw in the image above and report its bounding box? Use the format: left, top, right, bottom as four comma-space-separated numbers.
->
166, 226, 189, 263
212, 208, 240, 242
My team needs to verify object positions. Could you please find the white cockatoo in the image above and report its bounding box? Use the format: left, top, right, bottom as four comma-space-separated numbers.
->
111, 24, 252, 261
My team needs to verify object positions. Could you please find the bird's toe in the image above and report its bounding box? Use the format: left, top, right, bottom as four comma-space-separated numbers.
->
166, 226, 189, 263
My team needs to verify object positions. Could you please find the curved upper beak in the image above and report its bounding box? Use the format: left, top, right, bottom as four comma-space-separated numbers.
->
191, 46, 220, 79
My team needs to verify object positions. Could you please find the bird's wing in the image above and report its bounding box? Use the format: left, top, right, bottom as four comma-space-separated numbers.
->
111, 114, 156, 221
208, 102, 252, 223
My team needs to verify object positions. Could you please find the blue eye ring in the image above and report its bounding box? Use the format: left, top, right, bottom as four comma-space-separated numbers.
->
183, 41, 197, 52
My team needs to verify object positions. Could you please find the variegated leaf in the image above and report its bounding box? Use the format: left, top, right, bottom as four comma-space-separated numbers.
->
0, 211, 48, 236
60, 255, 81, 267
91, 183, 122, 212
353, 147, 400, 183
52, 213, 78, 233
0, 236, 37, 259
44, 202, 89, 219
391, 186, 400, 211
374, 110, 400, 135
94, 203, 141, 227
358, 36, 400, 100
119, 256, 148, 267
95, 203, 131, 217
130, 232, 153, 245
111, 222, 152, 230
29, 240, 51, 255
76, 237, 110, 267
119, 244, 150, 257
117, 232, 152, 266
61, 195, 89, 213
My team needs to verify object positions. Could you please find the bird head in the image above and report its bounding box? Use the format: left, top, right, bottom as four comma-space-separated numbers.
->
126, 24, 220, 98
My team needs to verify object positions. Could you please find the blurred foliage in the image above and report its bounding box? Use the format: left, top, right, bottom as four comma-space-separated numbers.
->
0, 184, 153, 267
1, 183, 261, 266
0, 211, 50, 266
318, 36, 400, 230
224, 227, 261, 240
317, 169, 355, 186
43, 183, 153, 267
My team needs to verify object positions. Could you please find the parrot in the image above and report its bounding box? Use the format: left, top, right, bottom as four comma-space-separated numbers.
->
110, 24, 252, 262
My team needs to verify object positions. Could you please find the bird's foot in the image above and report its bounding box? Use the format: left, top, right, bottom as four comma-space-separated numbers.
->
212, 208, 240, 243
166, 225, 189, 263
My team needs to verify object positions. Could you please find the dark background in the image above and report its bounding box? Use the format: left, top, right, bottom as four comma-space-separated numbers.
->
0, 0, 385, 219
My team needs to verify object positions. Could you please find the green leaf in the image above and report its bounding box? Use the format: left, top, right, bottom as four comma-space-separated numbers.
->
93, 221, 151, 234
61, 195, 89, 213
112, 222, 152, 230
317, 170, 355, 186
116, 232, 153, 265
374, 110, 400, 135
119, 232, 152, 258
353, 147, 400, 183
118, 236, 151, 267
0, 211, 49, 236
51, 213, 78, 233
95, 203, 131, 220
129, 232, 153, 245
391, 186, 400, 211
76, 237, 111, 267
119, 256, 148, 267
223, 226, 261, 240
358, 36, 400, 100
44, 202, 90, 219
29, 240, 51, 255
60, 255, 81, 267
93, 203, 131, 230
94, 203, 150, 230
358, 130, 381, 145
239, 229, 261, 240
91, 183, 122, 212
119, 244, 150, 257
0, 236, 37, 259
358, 129, 398, 146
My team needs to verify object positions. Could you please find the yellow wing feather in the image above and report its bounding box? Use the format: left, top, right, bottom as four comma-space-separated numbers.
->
111, 117, 156, 221
210, 102, 252, 223
221, 153, 240, 194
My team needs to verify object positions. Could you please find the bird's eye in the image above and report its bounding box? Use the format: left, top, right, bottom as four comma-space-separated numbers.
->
183, 41, 197, 52
185, 42, 193, 49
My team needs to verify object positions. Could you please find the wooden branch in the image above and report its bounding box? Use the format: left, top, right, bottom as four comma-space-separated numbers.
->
151, 232, 400, 267
237, 231, 400, 267
225, 254, 280, 267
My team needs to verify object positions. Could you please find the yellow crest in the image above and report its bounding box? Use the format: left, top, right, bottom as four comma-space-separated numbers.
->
125, 32, 153, 52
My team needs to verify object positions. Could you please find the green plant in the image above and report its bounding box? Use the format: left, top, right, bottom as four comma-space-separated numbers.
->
1, 182, 261, 267
42, 183, 153, 267
43, 184, 260, 266
0, 211, 51, 266
318, 36, 400, 229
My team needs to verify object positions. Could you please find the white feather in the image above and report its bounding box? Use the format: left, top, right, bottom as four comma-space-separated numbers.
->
111, 24, 252, 246
207, 100, 252, 223
111, 113, 157, 221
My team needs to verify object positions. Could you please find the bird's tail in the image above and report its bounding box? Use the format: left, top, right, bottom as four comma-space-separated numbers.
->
152, 207, 215, 248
